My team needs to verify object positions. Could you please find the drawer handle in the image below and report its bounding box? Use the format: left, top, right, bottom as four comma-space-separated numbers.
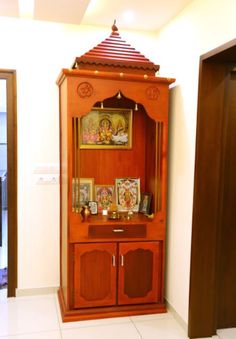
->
113, 229, 124, 233
112, 254, 116, 267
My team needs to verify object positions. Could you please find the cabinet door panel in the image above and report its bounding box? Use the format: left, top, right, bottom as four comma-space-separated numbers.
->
118, 242, 161, 305
74, 243, 117, 308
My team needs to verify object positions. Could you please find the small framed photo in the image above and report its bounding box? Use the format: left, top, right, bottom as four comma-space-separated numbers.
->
94, 185, 115, 212
88, 201, 98, 215
79, 178, 94, 206
139, 193, 152, 214
115, 178, 140, 212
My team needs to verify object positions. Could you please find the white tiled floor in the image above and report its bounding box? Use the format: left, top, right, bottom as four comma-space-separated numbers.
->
0, 290, 235, 339
0, 210, 7, 269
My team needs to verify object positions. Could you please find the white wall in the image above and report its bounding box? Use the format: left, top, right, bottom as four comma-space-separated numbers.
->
0, 80, 6, 112
0, 17, 157, 290
155, 0, 236, 324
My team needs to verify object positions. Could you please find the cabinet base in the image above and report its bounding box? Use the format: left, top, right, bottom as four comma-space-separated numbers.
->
58, 288, 167, 322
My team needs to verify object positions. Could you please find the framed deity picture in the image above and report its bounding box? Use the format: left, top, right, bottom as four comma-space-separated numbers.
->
80, 107, 132, 149
88, 201, 98, 215
79, 178, 94, 206
139, 193, 152, 214
94, 185, 115, 212
115, 178, 140, 212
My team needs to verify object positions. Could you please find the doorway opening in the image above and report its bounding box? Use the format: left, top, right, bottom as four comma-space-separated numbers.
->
0, 70, 17, 298
188, 40, 236, 338
0, 79, 8, 292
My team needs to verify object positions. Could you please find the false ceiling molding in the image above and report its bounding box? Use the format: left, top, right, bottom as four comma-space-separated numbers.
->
34, 0, 90, 25
0, 0, 193, 32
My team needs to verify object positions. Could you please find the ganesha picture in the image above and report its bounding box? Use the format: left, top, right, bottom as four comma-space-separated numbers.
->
80, 108, 132, 149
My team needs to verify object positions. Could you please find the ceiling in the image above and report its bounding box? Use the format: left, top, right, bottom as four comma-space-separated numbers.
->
0, 0, 193, 32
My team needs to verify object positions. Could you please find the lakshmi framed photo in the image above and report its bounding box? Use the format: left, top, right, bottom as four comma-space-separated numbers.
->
79, 178, 94, 206
115, 178, 140, 212
94, 185, 115, 212
80, 107, 132, 149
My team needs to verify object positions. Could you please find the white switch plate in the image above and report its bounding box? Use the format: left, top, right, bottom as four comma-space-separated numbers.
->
36, 174, 59, 185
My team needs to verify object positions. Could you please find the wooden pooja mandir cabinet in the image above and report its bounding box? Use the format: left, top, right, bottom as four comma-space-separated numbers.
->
57, 24, 175, 322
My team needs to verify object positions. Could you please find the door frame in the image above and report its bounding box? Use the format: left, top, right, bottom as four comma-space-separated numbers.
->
188, 40, 236, 338
0, 69, 17, 297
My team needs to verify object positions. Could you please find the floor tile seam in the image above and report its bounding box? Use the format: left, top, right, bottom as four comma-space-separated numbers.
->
129, 317, 144, 339
130, 313, 174, 324
0, 329, 61, 338
53, 292, 64, 329
59, 319, 132, 331
53, 294, 68, 339
1, 295, 55, 305
130, 315, 190, 339
59, 326, 63, 339
59, 315, 173, 331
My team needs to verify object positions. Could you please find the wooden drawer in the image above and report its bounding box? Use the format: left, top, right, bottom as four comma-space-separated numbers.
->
88, 224, 146, 239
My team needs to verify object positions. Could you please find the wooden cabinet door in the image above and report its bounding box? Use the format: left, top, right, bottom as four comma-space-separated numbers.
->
74, 243, 117, 308
118, 242, 161, 305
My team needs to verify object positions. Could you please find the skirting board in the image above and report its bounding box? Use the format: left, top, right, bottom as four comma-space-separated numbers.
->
165, 299, 188, 334
16, 286, 59, 297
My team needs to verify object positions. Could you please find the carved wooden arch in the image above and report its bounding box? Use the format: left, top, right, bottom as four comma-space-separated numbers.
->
59, 70, 173, 123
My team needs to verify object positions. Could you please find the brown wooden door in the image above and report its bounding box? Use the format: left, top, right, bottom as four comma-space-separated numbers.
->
216, 65, 236, 329
188, 40, 236, 338
118, 241, 161, 305
0, 70, 17, 297
74, 242, 117, 308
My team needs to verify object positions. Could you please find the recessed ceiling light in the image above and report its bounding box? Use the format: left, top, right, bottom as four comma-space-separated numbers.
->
122, 10, 135, 23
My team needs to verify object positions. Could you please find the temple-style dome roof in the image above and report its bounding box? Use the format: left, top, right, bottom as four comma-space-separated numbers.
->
72, 22, 159, 75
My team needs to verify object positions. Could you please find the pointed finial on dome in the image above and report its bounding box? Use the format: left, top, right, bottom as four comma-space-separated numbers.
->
112, 20, 118, 32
